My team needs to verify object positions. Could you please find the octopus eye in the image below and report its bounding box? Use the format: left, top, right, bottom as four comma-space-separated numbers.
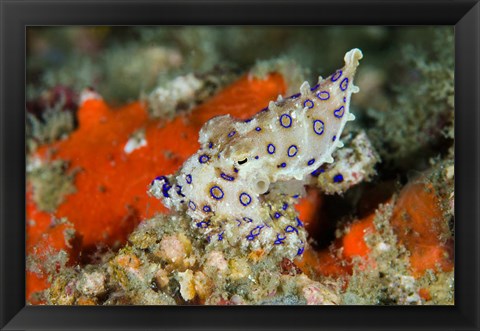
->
238, 158, 248, 165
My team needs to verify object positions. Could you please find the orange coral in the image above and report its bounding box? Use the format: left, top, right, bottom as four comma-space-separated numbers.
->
390, 181, 453, 278
341, 214, 375, 259
26, 73, 287, 300
297, 179, 453, 282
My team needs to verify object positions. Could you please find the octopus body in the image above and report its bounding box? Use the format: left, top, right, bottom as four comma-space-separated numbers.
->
150, 49, 363, 259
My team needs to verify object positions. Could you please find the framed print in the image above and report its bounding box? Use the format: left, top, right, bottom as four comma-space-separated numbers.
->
1, 0, 479, 330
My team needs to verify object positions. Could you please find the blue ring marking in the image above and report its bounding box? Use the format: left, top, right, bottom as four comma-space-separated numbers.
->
186, 174, 192, 184
196, 220, 210, 228
285, 225, 298, 234
152, 176, 172, 198
311, 168, 325, 177
239, 192, 252, 206
333, 174, 344, 183
236, 219, 242, 227
340, 77, 349, 91
289, 93, 301, 99
243, 217, 253, 223
233, 168, 239, 173
180, 200, 185, 204
292, 194, 299, 199
199, 154, 210, 164
189, 201, 197, 211
203, 205, 211, 212
252, 225, 264, 236
246, 226, 264, 241
279, 114, 292, 128
206, 235, 211, 243
297, 246, 305, 256
208, 142, 213, 149
220, 172, 235, 181
287, 145, 298, 157
332, 135, 336, 142
244, 118, 252, 123
317, 91, 330, 101
274, 212, 282, 219
343, 97, 347, 102
267, 143, 276, 154
308, 158, 315, 166
296, 217, 304, 227
334, 106, 345, 118
279, 162, 287, 168
218, 232, 224, 241
274, 234, 286, 245
162, 184, 172, 198
313, 119, 325, 135
303, 99, 314, 109
310, 83, 320, 91
255, 127, 262, 132
255, 156, 259, 160
331, 70, 342, 82
210, 186, 224, 200
175, 185, 186, 197
282, 203, 288, 211
228, 130, 236, 137
151, 175, 166, 185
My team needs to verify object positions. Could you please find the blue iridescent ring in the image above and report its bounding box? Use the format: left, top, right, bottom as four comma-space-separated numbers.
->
274, 234, 286, 245
267, 143, 276, 154
203, 205, 211, 212
185, 174, 192, 184
333, 174, 344, 183
310, 83, 320, 91
316, 91, 330, 100
243, 217, 253, 223
279, 114, 292, 128
251, 225, 264, 236
308, 158, 315, 166
313, 119, 325, 135
210, 186, 224, 200
228, 130, 236, 137
334, 106, 345, 118
220, 173, 235, 181
246, 226, 263, 241
239, 192, 252, 206
340, 77, 349, 91
331, 70, 343, 82
297, 246, 305, 256
199, 154, 210, 164
188, 201, 197, 211
196, 220, 210, 228
287, 145, 298, 157
296, 217, 304, 227
285, 225, 299, 234
303, 99, 314, 109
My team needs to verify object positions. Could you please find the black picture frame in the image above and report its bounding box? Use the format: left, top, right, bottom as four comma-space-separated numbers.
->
1, 0, 479, 330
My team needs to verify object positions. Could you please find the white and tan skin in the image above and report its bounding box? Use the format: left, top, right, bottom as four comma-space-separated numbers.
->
150, 49, 363, 258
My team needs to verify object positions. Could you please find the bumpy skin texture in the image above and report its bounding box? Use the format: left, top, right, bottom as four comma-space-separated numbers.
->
150, 49, 363, 259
